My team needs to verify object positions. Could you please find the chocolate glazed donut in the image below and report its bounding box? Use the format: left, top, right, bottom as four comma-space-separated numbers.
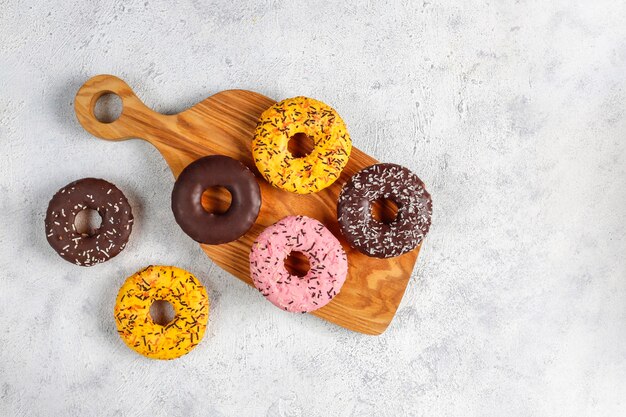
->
171, 155, 261, 244
337, 163, 432, 258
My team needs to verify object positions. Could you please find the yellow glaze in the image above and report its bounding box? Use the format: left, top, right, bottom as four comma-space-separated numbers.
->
114, 265, 209, 360
252, 96, 352, 194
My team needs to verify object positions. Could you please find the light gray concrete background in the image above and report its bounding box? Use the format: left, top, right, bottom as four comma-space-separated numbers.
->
1, 0, 625, 416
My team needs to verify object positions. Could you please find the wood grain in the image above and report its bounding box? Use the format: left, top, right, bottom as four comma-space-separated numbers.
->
74, 74, 421, 335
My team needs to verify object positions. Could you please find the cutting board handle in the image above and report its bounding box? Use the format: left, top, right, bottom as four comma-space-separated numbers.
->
74, 74, 158, 141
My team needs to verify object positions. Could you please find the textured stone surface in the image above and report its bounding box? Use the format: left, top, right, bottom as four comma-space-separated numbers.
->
1, 1, 625, 416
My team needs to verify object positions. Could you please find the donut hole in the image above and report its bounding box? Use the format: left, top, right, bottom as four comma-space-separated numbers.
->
287, 132, 315, 158
74, 208, 102, 236
149, 300, 176, 326
371, 197, 399, 224
284, 251, 310, 278
201, 186, 232, 215
93, 93, 123, 123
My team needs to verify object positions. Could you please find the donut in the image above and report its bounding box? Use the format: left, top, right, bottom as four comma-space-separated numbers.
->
249, 215, 348, 313
337, 163, 432, 258
252, 96, 352, 194
171, 155, 261, 244
44, 178, 133, 266
114, 265, 209, 360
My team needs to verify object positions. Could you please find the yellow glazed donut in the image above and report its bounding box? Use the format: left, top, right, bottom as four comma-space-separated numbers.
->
114, 265, 209, 360
252, 96, 352, 194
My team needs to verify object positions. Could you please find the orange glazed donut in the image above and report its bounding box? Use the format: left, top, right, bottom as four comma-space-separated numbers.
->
252, 96, 352, 194
114, 265, 209, 360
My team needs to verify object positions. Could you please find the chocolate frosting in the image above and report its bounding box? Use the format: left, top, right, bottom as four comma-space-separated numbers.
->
44, 178, 133, 266
171, 155, 261, 244
337, 163, 432, 258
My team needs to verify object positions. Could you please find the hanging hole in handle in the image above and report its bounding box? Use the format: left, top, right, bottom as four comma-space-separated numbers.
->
93, 92, 123, 123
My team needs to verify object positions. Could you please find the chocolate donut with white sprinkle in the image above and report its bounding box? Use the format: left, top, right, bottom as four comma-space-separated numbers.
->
337, 163, 432, 258
45, 178, 133, 266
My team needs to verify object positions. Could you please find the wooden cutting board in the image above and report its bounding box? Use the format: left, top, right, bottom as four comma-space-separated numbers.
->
74, 74, 422, 335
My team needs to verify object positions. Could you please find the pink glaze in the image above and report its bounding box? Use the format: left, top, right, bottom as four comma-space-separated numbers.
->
249, 215, 348, 313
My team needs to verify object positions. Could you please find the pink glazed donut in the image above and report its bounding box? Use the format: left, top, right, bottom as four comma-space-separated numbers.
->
249, 215, 348, 313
